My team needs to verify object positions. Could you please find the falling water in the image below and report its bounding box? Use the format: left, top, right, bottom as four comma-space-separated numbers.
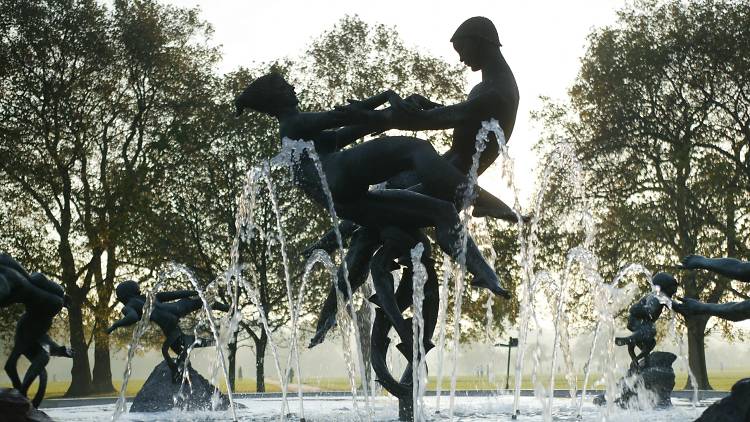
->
510, 147, 558, 419
230, 162, 299, 419
112, 275, 163, 422
284, 138, 373, 420
578, 320, 600, 418
167, 263, 238, 419
448, 119, 500, 418
227, 141, 375, 421
433, 256, 453, 413
507, 142, 598, 420
575, 263, 653, 419
544, 247, 579, 419
174, 327, 202, 409
410, 242, 429, 421
587, 263, 649, 419
257, 162, 307, 420
288, 249, 341, 421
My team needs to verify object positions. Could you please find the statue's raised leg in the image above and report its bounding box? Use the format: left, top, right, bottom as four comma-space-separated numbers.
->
370, 235, 439, 422
336, 189, 509, 299
20, 344, 49, 408
309, 227, 381, 348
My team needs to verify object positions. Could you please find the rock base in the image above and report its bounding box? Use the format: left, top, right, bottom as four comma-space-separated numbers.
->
594, 351, 676, 409
695, 378, 750, 422
0, 388, 54, 422
130, 361, 230, 412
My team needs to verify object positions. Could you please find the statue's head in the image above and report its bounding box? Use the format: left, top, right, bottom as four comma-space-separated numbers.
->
115, 280, 141, 303
234, 73, 298, 118
652, 272, 678, 297
450, 16, 501, 71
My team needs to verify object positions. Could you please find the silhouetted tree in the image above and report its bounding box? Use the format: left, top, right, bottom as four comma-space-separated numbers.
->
0, 0, 219, 395
535, 0, 750, 389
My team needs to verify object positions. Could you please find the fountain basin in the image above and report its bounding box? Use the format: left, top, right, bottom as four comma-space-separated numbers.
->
43, 393, 717, 421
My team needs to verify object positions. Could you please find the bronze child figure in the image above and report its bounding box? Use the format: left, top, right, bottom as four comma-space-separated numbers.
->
0, 253, 73, 408
107, 280, 229, 382
615, 272, 678, 369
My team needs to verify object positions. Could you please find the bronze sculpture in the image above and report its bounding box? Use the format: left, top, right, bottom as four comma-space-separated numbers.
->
615, 272, 677, 368
107, 280, 229, 382
0, 253, 73, 408
308, 15, 522, 350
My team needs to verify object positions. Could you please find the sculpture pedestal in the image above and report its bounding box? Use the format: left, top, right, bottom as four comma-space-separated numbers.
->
694, 378, 750, 422
594, 351, 676, 409
130, 361, 230, 412
0, 388, 54, 422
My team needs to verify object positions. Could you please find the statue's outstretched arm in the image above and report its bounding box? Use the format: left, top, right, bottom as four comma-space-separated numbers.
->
155, 290, 198, 302
106, 306, 140, 334
328, 91, 399, 148
676, 298, 750, 322
682, 255, 750, 283
349, 90, 396, 110
286, 108, 383, 141
705, 300, 750, 321
331, 91, 448, 149
385, 89, 507, 131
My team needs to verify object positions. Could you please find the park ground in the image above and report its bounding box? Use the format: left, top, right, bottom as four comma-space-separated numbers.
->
6, 371, 748, 399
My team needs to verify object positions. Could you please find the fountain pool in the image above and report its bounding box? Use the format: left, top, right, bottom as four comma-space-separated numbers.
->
45, 394, 713, 422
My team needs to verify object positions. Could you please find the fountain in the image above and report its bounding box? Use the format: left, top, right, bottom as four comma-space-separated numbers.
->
46, 118, 709, 422
4, 14, 739, 422
15, 117, 720, 421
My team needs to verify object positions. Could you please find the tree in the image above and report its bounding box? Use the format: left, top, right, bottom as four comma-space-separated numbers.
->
535, 0, 750, 389
0, 0, 220, 395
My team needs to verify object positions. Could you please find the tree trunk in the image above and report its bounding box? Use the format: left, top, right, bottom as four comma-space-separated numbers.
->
684, 315, 712, 390
91, 249, 116, 393
228, 329, 238, 391
255, 331, 268, 393
91, 329, 115, 393
64, 287, 92, 397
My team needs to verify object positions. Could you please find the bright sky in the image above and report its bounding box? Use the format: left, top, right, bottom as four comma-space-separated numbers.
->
163, 0, 629, 204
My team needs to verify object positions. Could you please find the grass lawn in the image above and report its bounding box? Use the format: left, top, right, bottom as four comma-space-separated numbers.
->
5, 370, 748, 398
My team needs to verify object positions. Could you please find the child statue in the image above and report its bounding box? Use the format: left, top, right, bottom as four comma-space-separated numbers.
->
107, 280, 229, 382
615, 272, 678, 369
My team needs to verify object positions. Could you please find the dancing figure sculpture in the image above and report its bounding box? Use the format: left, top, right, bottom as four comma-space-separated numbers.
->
107, 280, 229, 382
308, 15, 521, 349
235, 67, 513, 420
0, 253, 73, 408
234, 73, 511, 298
